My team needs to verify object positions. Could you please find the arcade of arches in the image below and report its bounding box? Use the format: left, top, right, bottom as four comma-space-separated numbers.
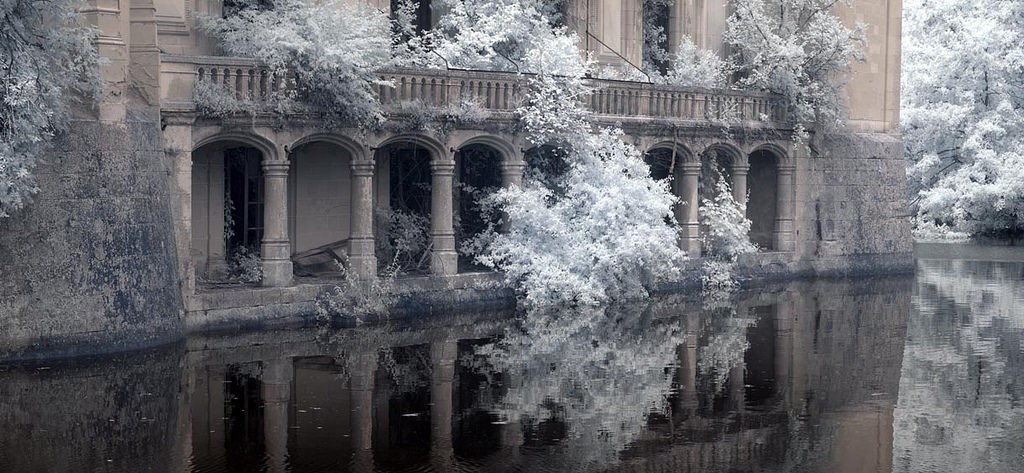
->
190, 134, 793, 287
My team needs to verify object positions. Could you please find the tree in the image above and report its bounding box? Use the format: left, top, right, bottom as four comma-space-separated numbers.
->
441, 1, 688, 307
903, 0, 1024, 239
724, 0, 865, 133
198, 0, 413, 127
1, 0, 102, 217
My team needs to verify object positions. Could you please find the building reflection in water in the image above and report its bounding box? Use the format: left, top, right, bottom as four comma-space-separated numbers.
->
895, 256, 1024, 473
0, 277, 912, 472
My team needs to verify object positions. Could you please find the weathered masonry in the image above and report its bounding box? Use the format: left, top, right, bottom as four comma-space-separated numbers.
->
0, 0, 911, 358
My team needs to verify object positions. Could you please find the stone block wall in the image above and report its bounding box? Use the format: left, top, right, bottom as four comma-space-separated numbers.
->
0, 117, 184, 360
794, 133, 914, 275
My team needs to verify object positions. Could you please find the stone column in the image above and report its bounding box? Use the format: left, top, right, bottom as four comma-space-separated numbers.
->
676, 161, 701, 256
262, 159, 293, 286
262, 358, 294, 473
349, 158, 377, 278
430, 154, 458, 275
773, 163, 796, 252
501, 160, 525, 189
350, 352, 376, 471
678, 326, 699, 416
430, 341, 457, 471
500, 157, 525, 233
731, 156, 749, 209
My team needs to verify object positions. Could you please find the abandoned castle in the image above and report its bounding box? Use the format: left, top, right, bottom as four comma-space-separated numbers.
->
0, 0, 911, 358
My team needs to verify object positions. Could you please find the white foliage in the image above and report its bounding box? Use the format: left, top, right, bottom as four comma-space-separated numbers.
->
473, 304, 684, 469
448, 1, 687, 307
903, 0, 1024, 239
661, 37, 732, 89
1, 0, 101, 217
475, 129, 686, 307
198, 0, 401, 127
724, 0, 865, 131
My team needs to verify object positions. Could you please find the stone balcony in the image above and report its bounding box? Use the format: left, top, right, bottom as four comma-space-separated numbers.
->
159, 54, 789, 127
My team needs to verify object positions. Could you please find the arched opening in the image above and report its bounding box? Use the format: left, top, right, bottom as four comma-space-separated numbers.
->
191, 140, 266, 280
644, 147, 677, 181
288, 141, 354, 276
455, 143, 503, 272
747, 150, 779, 250
698, 147, 736, 200
375, 142, 434, 274
524, 145, 571, 196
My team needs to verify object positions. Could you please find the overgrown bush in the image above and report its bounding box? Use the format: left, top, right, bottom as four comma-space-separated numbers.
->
1, 0, 102, 217
314, 255, 398, 325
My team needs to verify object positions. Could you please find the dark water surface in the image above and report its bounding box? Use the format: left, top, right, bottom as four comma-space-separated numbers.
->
2, 246, 1022, 472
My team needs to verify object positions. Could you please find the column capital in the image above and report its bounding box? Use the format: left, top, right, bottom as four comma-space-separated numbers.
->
679, 161, 702, 174
430, 159, 456, 174
777, 164, 796, 174
262, 159, 290, 175
351, 159, 375, 177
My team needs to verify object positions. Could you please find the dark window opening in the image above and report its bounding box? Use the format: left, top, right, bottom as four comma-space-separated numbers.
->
748, 150, 779, 250
455, 145, 503, 272
643, 0, 672, 75
379, 145, 433, 274
225, 147, 264, 257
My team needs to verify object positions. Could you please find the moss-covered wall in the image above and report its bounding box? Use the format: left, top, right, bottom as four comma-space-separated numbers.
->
0, 116, 184, 360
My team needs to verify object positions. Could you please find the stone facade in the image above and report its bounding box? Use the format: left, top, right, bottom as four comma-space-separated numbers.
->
0, 0, 913, 358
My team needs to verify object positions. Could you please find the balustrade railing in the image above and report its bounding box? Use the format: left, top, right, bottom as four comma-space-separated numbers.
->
163, 55, 787, 125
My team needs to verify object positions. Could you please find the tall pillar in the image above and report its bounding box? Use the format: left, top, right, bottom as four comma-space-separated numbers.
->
773, 163, 796, 252
731, 156, 749, 209
678, 325, 699, 416
349, 158, 377, 278
350, 352, 376, 471
262, 159, 293, 286
430, 154, 458, 275
163, 119, 196, 300
263, 358, 294, 473
430, 341, 457, 471
676, 161, 701, 256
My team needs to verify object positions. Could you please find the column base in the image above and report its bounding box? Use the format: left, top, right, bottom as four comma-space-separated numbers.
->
431, 251, 458, 276
348, 254, 378, 279
679, 223, 702, 257
773, 219, 795, 252
262, 259, 293, 287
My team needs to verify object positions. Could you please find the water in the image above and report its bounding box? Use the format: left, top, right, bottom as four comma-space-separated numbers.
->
1, 245, 1022, 472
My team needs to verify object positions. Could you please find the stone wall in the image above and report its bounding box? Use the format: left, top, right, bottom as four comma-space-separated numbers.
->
0, 116, 184, 360
795, 133, 914, 275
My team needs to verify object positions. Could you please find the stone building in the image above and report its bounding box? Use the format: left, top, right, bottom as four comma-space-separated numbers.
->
0, 0, 911, 358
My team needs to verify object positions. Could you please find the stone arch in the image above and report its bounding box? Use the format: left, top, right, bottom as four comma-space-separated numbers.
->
287, 137, 357, 263
697, 142, 744, 200
290, 133, 366, 161
193, 130, 279, 161
452, 134, 517, 164
375, 133, 448, 163
645, 142, 694, 182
